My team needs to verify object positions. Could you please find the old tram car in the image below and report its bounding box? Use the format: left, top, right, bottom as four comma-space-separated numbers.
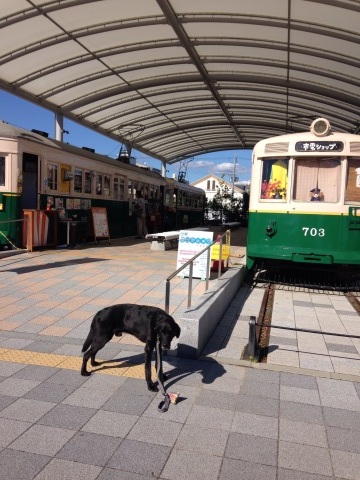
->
0, 121, 205, 249
163, 178, 205, 231
247, 118, 360, 280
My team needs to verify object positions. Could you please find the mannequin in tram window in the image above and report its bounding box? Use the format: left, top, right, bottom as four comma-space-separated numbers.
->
310, 187, 324, 201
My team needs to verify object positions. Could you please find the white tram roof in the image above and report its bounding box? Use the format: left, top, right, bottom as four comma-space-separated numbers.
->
254, 120, 360, 157
1, 1, 360, 165
0, 119, 165, 181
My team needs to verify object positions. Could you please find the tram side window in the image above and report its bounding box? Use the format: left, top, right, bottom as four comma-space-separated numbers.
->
96, 174, 102, 195
177, 190, 182, 207
47, 163, 58, 191
293, 157, 341, 202
260, 159, 288, 200
74, 168, 83, 194
0, 157, 5, 186
165, 190, 171, 207
84, 171, 92, 194
143, 185, 149, 200
103, 175, 110, 196
345, 158, 360, 203
149, 185, 154, 199
119, 177, 125, 199
114, 177, 125, 200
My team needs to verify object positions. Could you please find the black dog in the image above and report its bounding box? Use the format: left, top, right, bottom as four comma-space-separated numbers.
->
81, 303, 181, 391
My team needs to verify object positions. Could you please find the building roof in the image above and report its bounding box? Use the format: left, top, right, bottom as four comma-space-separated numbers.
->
1, 1, 360, 164
191, 173, 244, 194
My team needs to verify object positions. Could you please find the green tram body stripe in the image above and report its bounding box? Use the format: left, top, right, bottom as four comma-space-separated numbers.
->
249, 209, 347, 215
247, 211, 360, 266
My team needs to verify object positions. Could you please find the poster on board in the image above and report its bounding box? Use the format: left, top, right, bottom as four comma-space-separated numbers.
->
91, 207, 110, 244
176, 230, 213, 279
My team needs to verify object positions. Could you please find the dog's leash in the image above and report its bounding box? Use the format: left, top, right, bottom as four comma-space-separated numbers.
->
156, 336, 179, 413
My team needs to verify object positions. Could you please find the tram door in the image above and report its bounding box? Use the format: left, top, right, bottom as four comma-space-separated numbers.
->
21, 153, 38, 210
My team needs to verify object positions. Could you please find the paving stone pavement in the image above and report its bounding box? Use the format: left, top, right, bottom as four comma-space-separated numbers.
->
0, 230, 359, 479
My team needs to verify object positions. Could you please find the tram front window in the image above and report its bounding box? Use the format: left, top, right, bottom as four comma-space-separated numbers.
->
345, 158, 360, 203
292, 157, 341, 202
260, 158, 288, 200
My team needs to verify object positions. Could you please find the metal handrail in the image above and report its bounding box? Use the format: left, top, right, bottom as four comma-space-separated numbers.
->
0, 218, 27, 250
0, 219, 27, 224
164, 230, 229, 314
247, 316, 360, 359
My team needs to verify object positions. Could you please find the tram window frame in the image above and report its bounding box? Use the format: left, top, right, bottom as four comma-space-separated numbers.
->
47, 163, 58, 191
103, 175, 110, 197
178, 190, 183, 206
292, 157, 341, 203
128, 180, 136, 200
143, 184, 149, 199
260, 158, 288, 201
153, 185, 159, 200
0, 156, 5, 187
113, 175, 125, 200
165, 190, 172, 207
74, 168, 83, 194
96, 174, 103, 195
345, 157, 360, 203
84, 170, 92, 195
149, 184, 155, 199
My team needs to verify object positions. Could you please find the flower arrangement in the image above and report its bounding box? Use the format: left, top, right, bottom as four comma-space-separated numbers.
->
261, 180, 286, 199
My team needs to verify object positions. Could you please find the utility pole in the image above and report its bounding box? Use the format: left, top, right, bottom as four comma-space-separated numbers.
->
231, 153, 237, 195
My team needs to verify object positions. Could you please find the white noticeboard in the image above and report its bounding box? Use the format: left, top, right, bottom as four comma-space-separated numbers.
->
176, 230, 214, 279
91, 207, 110, 244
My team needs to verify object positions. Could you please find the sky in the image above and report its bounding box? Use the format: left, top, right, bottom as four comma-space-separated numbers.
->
0, 90, 252, 185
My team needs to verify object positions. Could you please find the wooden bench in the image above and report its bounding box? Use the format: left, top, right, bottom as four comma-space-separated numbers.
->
145, 227, 209, 251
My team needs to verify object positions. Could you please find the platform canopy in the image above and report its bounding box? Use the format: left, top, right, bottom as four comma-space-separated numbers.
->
1, 0, 360, 164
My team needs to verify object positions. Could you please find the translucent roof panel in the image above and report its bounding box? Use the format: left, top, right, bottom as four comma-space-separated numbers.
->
1, 0, 360, 164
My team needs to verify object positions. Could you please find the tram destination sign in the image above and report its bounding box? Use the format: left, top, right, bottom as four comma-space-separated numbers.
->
295, 141, 343, 152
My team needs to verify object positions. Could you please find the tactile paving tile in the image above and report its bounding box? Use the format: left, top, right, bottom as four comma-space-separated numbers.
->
123, 364, 147, 378
96, 360, 132, 376
124, 364, 158, 379
0, 350, 35, 363
56, 356, 84, 370
29, 352, 68, 366
0, 348, 160, 380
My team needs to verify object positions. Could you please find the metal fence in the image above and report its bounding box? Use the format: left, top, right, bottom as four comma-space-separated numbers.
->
247, 316, 360, 359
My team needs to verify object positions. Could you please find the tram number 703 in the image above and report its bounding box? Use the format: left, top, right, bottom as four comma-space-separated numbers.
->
302, 227, 325, 237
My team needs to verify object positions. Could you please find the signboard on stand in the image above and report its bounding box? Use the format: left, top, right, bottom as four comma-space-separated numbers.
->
211, 230, 231, 261
91, 207, 110, 244
176, 230, 214, 279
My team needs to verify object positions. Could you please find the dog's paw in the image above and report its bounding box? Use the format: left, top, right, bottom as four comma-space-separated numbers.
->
148, 383, 159, 392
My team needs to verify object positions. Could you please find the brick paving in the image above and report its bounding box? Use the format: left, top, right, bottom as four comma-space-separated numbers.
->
0, 229, 359, 479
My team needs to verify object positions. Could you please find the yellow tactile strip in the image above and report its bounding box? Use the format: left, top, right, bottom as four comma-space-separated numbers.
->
0, 347, 157, 379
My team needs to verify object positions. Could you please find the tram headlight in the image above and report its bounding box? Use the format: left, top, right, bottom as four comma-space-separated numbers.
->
310, 118, 331, 137
266, 221, 277, 237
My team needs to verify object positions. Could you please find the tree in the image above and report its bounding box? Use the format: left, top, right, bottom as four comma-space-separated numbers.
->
206, 181, 248, 224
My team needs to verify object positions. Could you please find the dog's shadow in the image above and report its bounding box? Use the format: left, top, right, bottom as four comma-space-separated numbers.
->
88, 352, 227, 401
